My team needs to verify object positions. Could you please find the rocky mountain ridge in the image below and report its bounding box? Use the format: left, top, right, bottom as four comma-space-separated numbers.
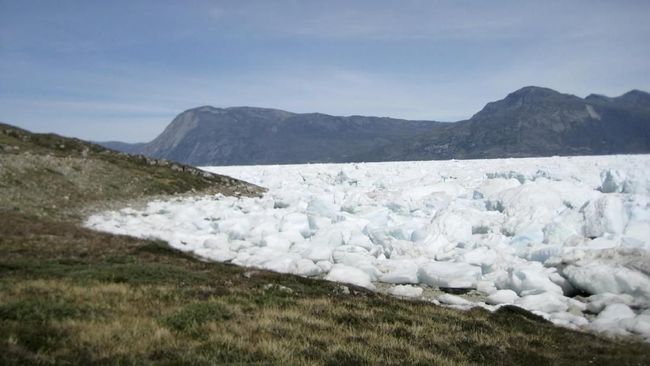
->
101, 86, 650, 165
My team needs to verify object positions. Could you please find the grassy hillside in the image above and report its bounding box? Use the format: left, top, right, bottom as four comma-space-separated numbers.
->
0, 123, 263, 220
1, 123, 649, 365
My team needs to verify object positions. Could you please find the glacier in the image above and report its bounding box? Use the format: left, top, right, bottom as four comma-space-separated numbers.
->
85, 155, 650, 340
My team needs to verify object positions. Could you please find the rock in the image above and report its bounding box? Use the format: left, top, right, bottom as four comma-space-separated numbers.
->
263, 283, 294, 293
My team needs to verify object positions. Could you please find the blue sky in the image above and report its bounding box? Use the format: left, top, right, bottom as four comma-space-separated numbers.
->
1, 0, 649, 142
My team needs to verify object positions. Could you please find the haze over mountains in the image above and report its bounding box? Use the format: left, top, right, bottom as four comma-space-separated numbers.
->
101, 86, 650, 166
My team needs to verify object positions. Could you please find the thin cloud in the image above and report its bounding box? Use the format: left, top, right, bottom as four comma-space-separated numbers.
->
201, 1, 650, 41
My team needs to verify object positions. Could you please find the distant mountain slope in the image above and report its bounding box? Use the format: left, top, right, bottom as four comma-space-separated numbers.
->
100, 87, 650, 165
99, 141, 146, 155
362, 86, 650, 161
106, 106, 441, 165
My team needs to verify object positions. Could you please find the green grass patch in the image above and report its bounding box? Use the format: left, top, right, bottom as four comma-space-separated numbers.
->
0, 298, 90, 323
0, 258, 210, 286
162, 302, 232, 333
1, 321, 70, 354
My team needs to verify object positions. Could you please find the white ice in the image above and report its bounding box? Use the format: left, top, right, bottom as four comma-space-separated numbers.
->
85, 155, 650, 340
388, 285, 424, 298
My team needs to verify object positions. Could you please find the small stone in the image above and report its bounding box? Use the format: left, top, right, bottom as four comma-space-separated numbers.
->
338, 285, 350, 295
263, 284, 294, 293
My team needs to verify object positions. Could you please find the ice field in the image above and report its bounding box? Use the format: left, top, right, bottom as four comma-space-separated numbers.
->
85, 155, 650, 339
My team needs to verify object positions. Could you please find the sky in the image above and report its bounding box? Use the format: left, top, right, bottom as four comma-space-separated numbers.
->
1, 0, 649, 142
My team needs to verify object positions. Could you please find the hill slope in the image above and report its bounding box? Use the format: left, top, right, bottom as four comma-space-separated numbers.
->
0, 122, 263, 219
101, 87, 650, 166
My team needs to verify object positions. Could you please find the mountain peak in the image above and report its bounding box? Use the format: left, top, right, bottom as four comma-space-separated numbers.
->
585, 93, 610, 102
617, 89, 650, 105
621, 89, 650, 97
501, 86, 568, 106
586, 89, 650, 108
509, 86, 560, 97
184, 105, 296, 120
472, 86, 568, 119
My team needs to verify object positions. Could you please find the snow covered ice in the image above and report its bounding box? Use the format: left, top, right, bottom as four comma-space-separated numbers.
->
85, 155, 650, 340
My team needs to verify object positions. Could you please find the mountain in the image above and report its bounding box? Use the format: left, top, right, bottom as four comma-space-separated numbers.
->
115, 106, 441, 165
101, 86, 650, 165
364, 86, 650, 161
100, 141, 146, 155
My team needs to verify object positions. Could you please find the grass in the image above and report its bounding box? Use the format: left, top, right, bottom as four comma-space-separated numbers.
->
1, 122, 649, 365
162, 302, 233, 333
2, 213, 650, 365
0, 122, 264, 220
